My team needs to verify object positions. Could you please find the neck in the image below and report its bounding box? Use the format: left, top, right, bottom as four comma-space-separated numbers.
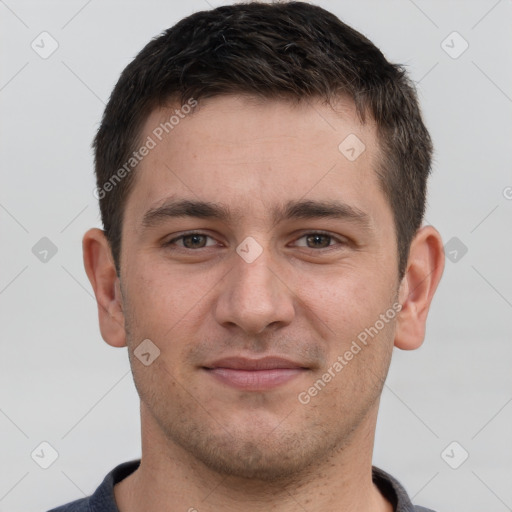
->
114, 405, 393, 512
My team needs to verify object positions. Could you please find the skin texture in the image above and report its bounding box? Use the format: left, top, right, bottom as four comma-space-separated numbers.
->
83, 95, 445, 512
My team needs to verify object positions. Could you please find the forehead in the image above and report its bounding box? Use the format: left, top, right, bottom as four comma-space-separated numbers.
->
124, 95, 389, 229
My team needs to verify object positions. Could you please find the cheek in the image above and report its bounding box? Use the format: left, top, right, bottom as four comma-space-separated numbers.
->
127, 255, 213, 318
298, 263, 398, 404
122, 256, 220, 365
301, 263, 392, 339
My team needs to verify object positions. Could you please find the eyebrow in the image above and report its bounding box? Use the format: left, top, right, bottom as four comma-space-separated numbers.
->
141, 198, 372, 231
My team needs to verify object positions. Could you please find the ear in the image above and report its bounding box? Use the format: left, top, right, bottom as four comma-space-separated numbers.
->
394, 225, 445, 350
82, 228, 126, 348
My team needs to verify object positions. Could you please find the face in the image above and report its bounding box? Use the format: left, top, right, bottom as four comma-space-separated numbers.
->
118, 95, 401, 480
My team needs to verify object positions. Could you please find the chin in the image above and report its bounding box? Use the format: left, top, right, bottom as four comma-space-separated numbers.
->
164, 414, 340, 483
189, 437, 313, 481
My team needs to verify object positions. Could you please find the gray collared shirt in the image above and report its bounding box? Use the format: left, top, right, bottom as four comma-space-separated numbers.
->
48, 460, 437, 511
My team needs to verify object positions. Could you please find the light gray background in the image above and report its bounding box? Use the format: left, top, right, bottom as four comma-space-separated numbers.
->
1, 1, 511, 511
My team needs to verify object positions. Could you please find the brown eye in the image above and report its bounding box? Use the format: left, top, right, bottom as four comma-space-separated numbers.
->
165, 232, 217, 249
181, 234, 208, 249
294, 232, 341, 249
305, 234, 332, 248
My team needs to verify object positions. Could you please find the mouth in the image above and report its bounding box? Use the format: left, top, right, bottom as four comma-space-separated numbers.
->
202, 356, 309, 391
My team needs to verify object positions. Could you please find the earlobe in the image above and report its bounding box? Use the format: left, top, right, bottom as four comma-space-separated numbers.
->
394, 225, 445, 351
82, 228, 127, 348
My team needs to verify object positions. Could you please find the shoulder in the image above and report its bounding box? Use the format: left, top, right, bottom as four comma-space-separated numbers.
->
46, 460, 140, 512
47, 497, 91, 512
372, 466, 438, 512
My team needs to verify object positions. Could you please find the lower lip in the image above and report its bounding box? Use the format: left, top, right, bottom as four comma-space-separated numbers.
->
205, 368, 306, 390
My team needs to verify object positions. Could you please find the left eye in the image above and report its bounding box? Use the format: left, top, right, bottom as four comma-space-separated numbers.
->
293, 233, 340, 249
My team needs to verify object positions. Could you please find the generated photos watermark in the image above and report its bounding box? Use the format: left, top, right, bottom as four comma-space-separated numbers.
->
298, 302, 402, 404
93, 97, 198, 200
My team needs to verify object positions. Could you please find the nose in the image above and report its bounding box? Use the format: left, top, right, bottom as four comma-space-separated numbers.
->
213, 242, 296, 335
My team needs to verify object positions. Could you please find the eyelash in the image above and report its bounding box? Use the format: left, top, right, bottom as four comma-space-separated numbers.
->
164, 231, 347, 251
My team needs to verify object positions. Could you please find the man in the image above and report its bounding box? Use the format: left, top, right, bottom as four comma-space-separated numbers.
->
49, 1, 445, 511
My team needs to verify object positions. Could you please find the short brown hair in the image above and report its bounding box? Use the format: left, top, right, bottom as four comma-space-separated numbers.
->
93, 1, 433, 280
